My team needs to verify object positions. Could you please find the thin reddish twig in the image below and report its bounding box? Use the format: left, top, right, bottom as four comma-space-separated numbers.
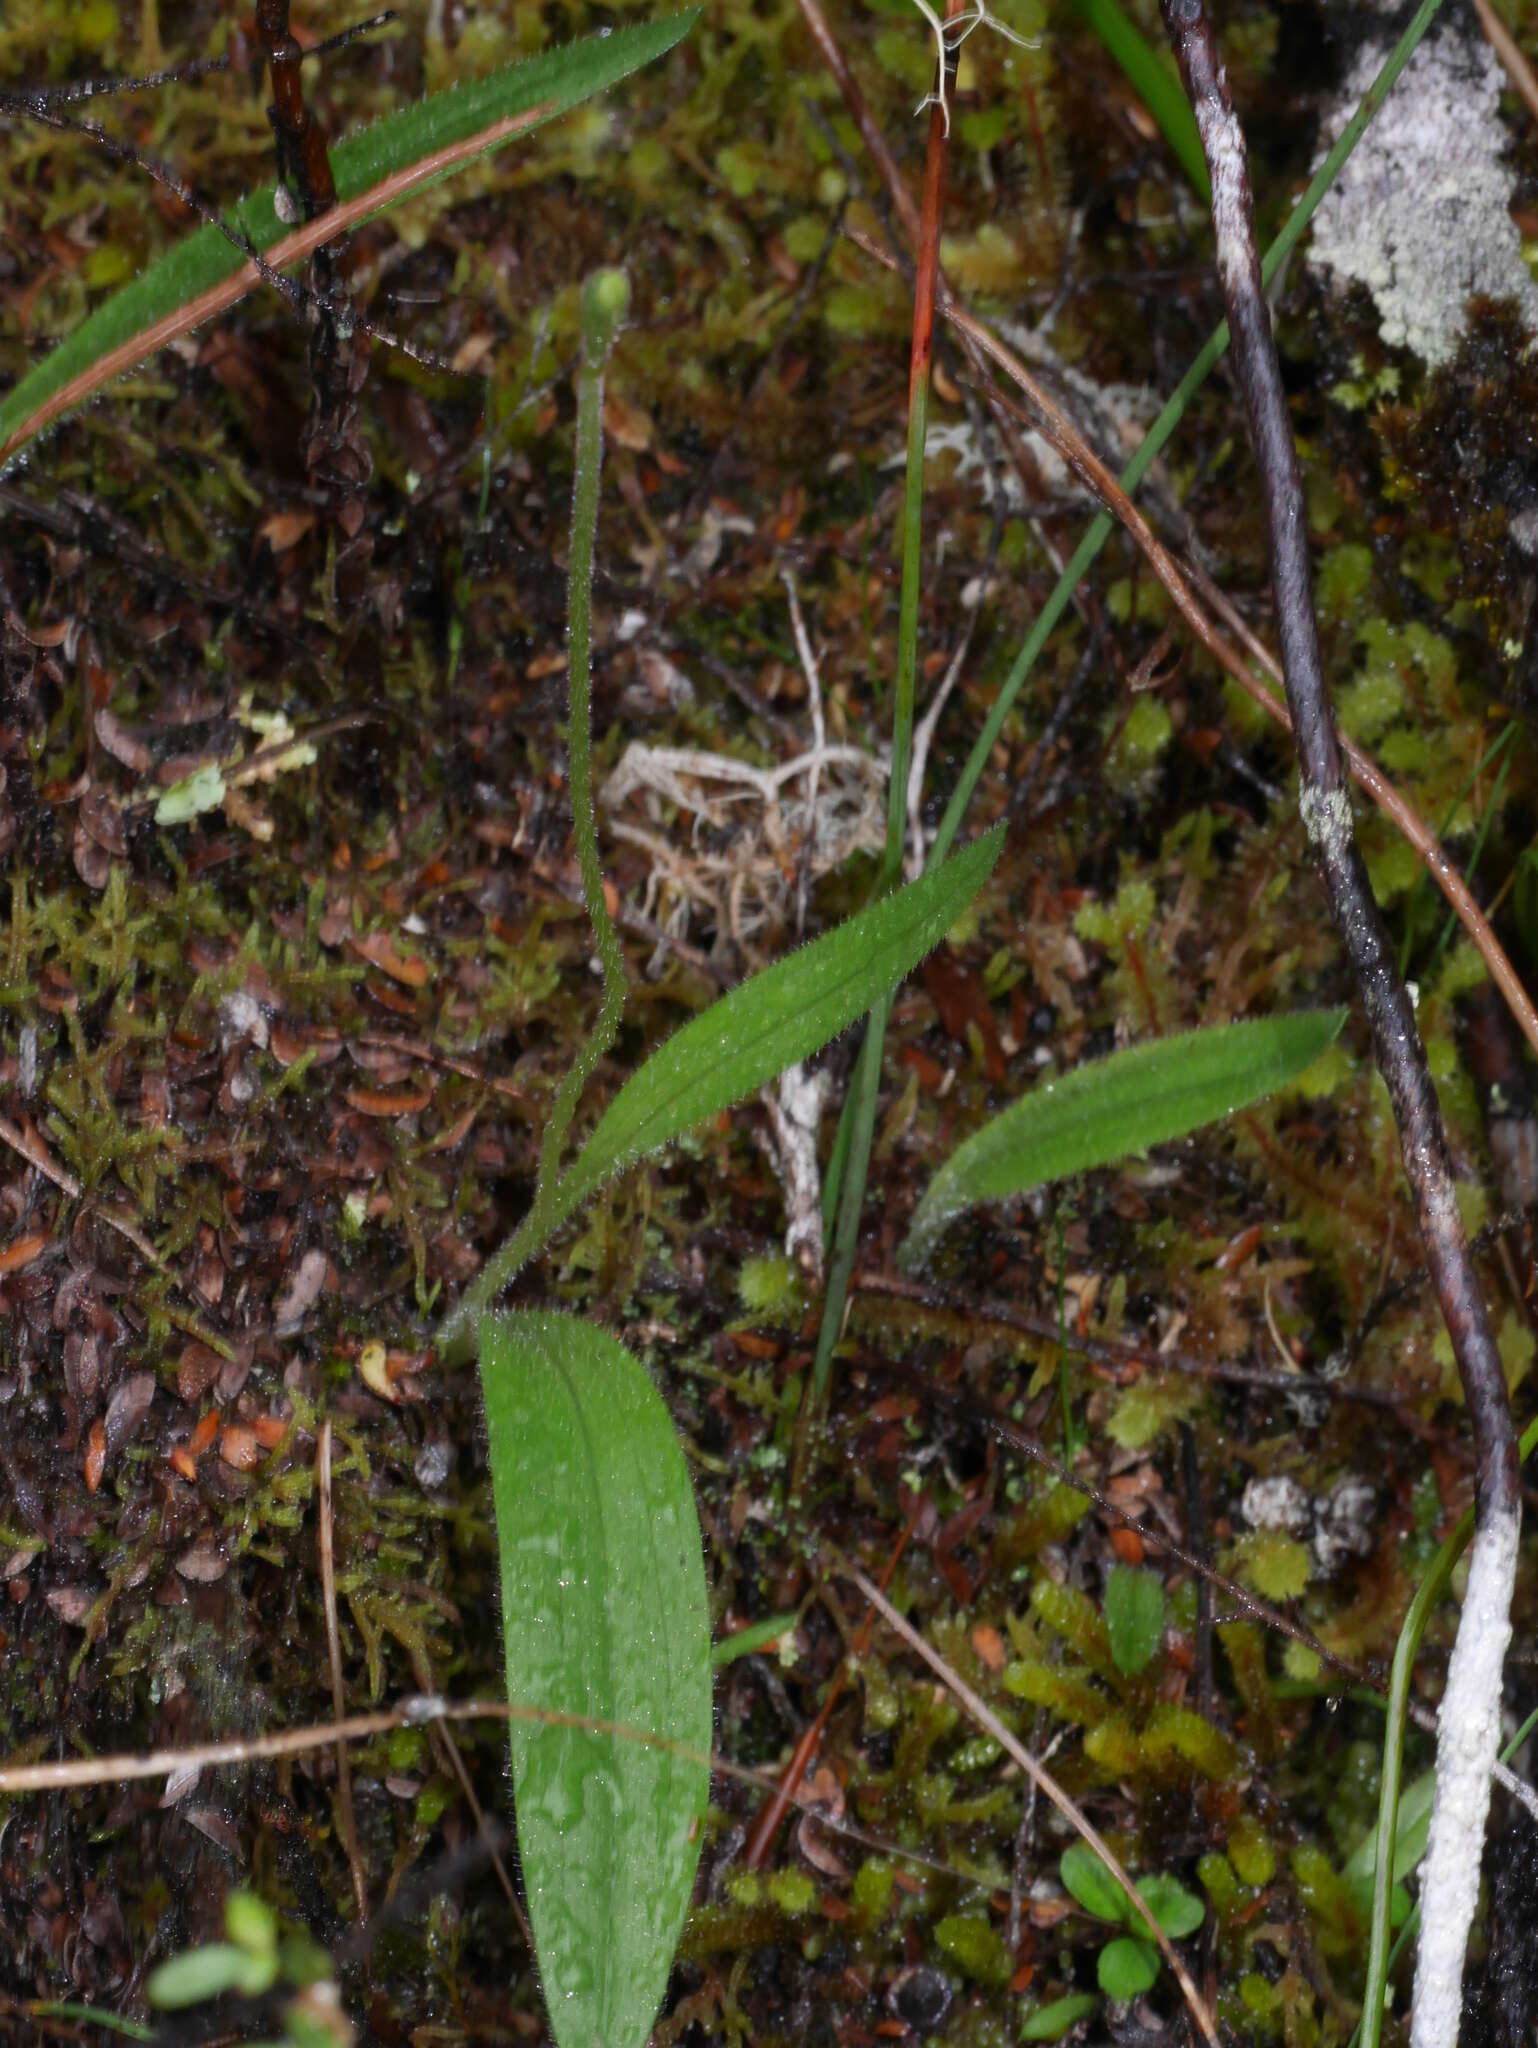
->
743, 1496, 920, 1868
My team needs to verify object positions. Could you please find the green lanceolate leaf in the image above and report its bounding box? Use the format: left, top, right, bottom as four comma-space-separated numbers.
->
146, 1942, 277, 2008
1345, 1764, 1436, 1893
0, 15, 698, 463
479, 1312, 711, 2048
564, 825, 1004, 1209
900, 1008, 1347, 1268
1104, 1565, 1165, 1677
437, 825, 1004, 1354
1020, 1992, 1102, 2041
1061, 1842, 1126, 1924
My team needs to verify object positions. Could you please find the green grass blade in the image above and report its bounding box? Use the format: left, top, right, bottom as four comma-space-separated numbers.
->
900, 1009, 1346, 1267
1067, 0, 1210, 203
479, 1311, 711, 2048
0, 15, 698, 462
438, 827, 1004, 1356
813, 193, 936, 1404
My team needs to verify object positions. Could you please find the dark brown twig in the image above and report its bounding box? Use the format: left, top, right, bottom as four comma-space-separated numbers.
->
256, 0, 340, 220
256, 0, 372, 599
1160, 7, 1521, 2040
20, 14, 396, 104
852, 1265, 1413, 1408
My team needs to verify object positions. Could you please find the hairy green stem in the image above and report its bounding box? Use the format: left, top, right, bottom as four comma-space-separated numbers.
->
439, 269, 629, 1363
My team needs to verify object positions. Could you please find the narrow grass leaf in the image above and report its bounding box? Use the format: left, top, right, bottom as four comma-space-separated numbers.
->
564, 826, 1003, 1213
1067, 0, 1210, 202
1020, 1993, 1102, 2041
479, 1311, 711, 2048
901, 1009, 1346, 1268
0, 15, 698, 461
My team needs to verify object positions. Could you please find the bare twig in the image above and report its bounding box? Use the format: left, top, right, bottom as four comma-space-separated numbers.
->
744, 1499, 919, 1868
1160, 8, 1521, 2041
19, 13, 396, 103
782, 568, 827, 935
0, 1112, 162, 1269
841, 1561, 1221, 2048
317, 1420, 369, 1926
403, 1646, 532, 1945
0, 1694, 985, 1883
0, 37, 443, 386
859, 1340, 1538, 1829
852, 1265, 1411, 1407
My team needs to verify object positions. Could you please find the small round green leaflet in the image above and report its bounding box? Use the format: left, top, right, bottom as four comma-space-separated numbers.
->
1099, 1936, 1159, 2000
478, 1312, 711, 2048
899, 1008, 1347, 1268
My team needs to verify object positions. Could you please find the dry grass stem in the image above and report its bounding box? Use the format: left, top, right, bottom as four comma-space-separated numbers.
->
1471, 0, 1538, 126
844, 1562, 1221, 2048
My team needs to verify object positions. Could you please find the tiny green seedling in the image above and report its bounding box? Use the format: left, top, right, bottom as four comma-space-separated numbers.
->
1059, 1843, 1204, 2003
146, 1888, 340, 2048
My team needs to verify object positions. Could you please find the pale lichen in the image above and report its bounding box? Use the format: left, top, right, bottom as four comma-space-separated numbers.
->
1308, 26, 1538, 366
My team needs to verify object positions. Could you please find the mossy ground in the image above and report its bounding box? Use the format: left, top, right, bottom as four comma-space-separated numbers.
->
1, 0, 1538, 2043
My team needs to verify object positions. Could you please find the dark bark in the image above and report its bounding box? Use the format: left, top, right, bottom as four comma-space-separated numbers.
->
1161, 4, 1521, 2039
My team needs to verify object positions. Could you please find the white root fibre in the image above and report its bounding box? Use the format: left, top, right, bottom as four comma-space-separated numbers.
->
761, 1063, 832, 1279
1411, 1500, 1521, 2048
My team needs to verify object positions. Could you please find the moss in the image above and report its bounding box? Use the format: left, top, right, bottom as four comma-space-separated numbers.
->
934, 1913, 1011, 1988
1105, 695, 1173, 794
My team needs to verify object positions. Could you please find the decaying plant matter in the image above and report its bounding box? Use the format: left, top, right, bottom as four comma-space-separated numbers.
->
1161, 3, 1523, 2040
